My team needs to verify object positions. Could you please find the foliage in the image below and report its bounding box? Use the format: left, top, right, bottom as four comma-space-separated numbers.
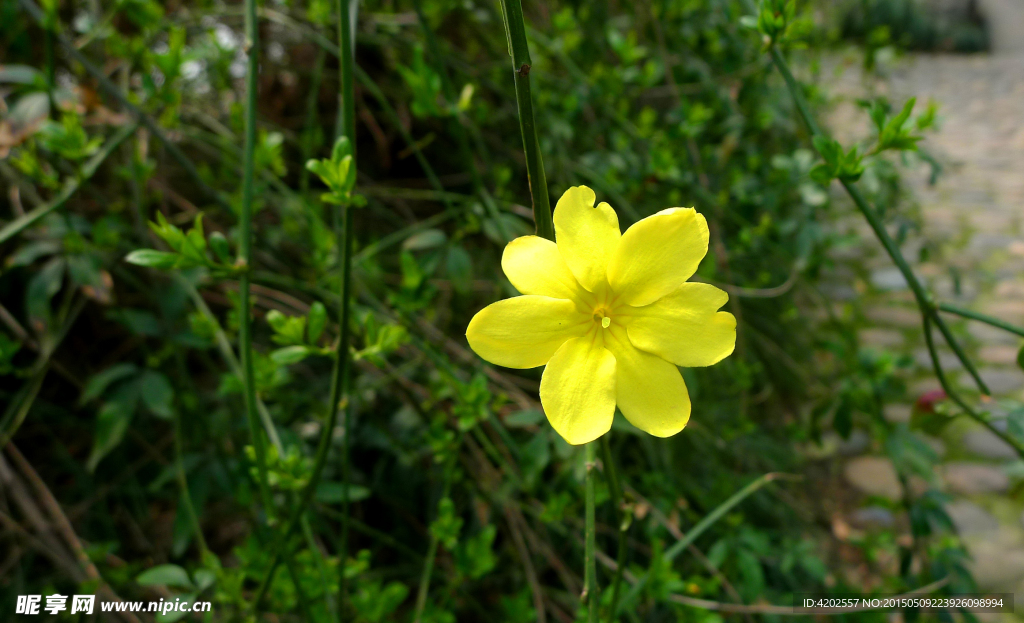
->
0, 0, 1004, 621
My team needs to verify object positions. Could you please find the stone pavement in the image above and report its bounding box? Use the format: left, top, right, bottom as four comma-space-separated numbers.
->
823, 50, 1024, 613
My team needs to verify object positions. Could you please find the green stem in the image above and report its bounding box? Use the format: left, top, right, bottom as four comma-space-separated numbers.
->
0, 296, 85, 449
335, 1, 357, 616
0, 122, 138, 244
44, 24, 56, 118
182, 280, 283, 450
939, 303, 1024, 339
497, 0, 554, 240
174, 405, 209, 557
584, 442, 599, 623
300, 45, 327, 194
238, 0, 273, 535
0, 363, 48, 450
251, 0, 359, 612
922, 313, 1024, 455
768, 46, 992, 398
413, 434, 463, 623
620, 473, 781, 612
253, 8, 459, 217
318, 505, 424, 561
601, 435, 627, 623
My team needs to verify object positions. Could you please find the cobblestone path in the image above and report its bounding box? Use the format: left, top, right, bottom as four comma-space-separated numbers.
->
825, 51, 1024, 613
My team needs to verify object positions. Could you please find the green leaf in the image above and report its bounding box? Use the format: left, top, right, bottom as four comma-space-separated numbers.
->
267, 310, 306, 345
80, 363, 138, 404
316, 482, 371, 503
125, 249, 179, 269
139, 370, 174, 419
193, 569, 216, 592
402, 229, 447, 251
87, 396, 137, 471
0, 65, 43, 85
1017, 345, 1024, 370
429, 497, 463, 550
505, 409, 545, 428
456, 525, 498, 580
136, 564, 195, 589
270, 345, 313, 365
155, 595, 197, 623
25, 257, 65, 328
307, 301, 327, 344
331, 135, 353, 164
208, 231, 231, 263
446, 245, 473, 295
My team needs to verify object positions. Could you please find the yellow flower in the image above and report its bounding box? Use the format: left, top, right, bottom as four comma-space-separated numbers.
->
466, 186, 736, 445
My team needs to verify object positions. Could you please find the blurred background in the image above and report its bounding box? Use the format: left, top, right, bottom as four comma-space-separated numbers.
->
1, 0, 1023, 620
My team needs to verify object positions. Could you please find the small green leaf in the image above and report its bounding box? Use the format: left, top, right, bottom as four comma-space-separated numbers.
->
316, 482, 371, 503
331, 135, 353, 164
208, 231, 231, 264
1017, 345, 1024, 371
270, 345, 313, 365
87, 397, 137, 471
307, 301, 327, 344
0, 65, 43, 85
505, 409, 545, 428
155, 595, 197, 623
137, 564, 195, 589
125, 249, 179, 269
139, 370, 174, 419
446, 245, 473, 294
26, 257, 65, 328
80, 363, 138, 404
193, 569, 216, 592
403, 229, 447, 251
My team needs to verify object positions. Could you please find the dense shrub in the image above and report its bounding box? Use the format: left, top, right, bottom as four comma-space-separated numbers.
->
0, 0, 979, 620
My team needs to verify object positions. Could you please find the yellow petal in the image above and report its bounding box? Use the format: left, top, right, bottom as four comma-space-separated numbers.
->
502, 235, 585, 301
605, 325, 691, 437
466, 296, 589, 369
540, 334, 616, 445
623, 283, 736, 367
553, 185, 621, 292
607, 207, 709, 307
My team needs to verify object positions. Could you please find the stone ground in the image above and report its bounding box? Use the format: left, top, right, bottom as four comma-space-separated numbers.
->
822, 28, 1024, 618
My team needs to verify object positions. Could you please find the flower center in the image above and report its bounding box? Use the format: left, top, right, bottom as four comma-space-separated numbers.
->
593, 308, 612, 329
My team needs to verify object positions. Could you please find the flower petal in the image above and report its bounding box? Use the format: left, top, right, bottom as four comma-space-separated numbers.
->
467, 296, 590, 369
605, 325, 691, 437
607, 207, 709, 307
623, 282, 736, 367
553, 185, 621, 292
502, 235, 585, 301
540, 334, 616, 445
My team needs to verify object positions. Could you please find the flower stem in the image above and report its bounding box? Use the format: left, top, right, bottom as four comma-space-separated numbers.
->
498, 0, 554, 241
601, 435, 627, 623
584, 441, 599, 623
334, 0, 357, 616
938, 302, 1024, 339
238, 0, 273, 520
767, 46, 995, 400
